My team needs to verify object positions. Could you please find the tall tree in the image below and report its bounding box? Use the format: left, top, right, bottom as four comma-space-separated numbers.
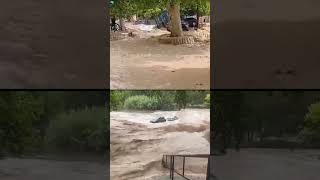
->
111, 0, 210, 36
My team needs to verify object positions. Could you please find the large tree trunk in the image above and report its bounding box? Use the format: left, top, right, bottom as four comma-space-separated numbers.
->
167, 2, 182, 37
119, 18, 125, 31
196, 5, 200, 29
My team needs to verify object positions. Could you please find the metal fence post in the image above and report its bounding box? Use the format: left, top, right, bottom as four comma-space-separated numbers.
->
170, 156, 173, 179
172, 156, 175, 180
182, 156, 185, 176
166, 155, 167, 167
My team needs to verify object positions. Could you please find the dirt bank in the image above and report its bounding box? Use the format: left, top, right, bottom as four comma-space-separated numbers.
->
110, 109, 210, 179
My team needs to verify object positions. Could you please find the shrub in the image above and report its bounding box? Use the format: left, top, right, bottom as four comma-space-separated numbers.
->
45, 107, 107, 153
110, 91, 127, 111
158, 92, 175, 110
124, 95, 159, 110
0, 92, 43, 155
298, 103, 320, 145
204, 94, 210, 108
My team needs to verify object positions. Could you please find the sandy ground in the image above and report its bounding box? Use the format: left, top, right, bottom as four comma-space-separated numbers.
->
0, 157, 107, 180
212, 148, 320, 180
0, 0, 106, 88
110, 23, 210, 89
214, 0, 320, 88
110, 109, 210, 180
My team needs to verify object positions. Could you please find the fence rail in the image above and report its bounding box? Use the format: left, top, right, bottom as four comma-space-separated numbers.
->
162, 154, 215, 180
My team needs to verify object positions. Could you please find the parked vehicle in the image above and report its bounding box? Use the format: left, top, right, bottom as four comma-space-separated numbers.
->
155, 11, 198, 32
183, 17, 198, 28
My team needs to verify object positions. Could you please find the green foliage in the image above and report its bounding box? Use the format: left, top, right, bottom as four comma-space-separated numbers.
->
45, 107, 107, 153
112, 91, 209, 111
212, 91, 320, 149
156, 91, 176, 110
181, 0, 210, 16
0, 91, 107, 156
110, 0, 139, 18
186, 91, 209, 105
110, 0, 210, 18
0, 92, 44, 155
124, 95, 160, 110
139, 7, 163, 18
175, 91, 187, 110
298, 103, 320, 145
204, 94, 210, 108
110, 91, 127, 111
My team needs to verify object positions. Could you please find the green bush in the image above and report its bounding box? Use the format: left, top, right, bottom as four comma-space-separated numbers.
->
45, 107, 107, 153
110, 91, 127, 111
0, 92, 43, 155
124, 95, 160, 110
298, 103, 320, 145
158, 92, 176, 110
204, 94, 210, 108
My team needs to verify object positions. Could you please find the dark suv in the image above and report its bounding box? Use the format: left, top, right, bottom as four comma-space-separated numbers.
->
183, 17, 198, 28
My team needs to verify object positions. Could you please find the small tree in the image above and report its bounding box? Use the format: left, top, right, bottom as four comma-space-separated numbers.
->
298, 102, 320, 145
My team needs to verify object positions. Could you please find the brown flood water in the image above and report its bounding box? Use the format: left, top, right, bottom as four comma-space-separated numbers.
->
214, 0, 320, 88
110, 31, 210, 89
0, 0, 106, 88
214, 20, 320, 88
110, 109, 210, 180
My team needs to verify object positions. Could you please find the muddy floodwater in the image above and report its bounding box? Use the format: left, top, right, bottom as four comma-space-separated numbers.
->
0, 0, 106, 88
0, 157, 107, 180
212, 148, 320, 180
110, 24, 210, 89
110, 109, 210, 180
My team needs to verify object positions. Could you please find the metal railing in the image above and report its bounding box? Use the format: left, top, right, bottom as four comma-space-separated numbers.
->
162, 154, 215, 180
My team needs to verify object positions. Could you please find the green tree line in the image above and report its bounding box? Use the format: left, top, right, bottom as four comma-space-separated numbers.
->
110, 0, 210, 36
212, 91, 320, 152
0, 91, 107, 157
110, 90, 210, 111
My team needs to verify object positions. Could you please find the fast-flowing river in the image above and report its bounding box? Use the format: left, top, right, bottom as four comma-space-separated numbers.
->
110, 109, 210, 180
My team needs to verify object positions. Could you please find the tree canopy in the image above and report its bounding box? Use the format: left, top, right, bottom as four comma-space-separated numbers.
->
111, 90, 210, 111
212, 91, 320, 150
110, 0, 210, 18
0, 91, 107, 156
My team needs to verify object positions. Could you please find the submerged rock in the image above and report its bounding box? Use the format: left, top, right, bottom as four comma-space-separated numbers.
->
150, 117, 166, 123
167, 116, 178, 121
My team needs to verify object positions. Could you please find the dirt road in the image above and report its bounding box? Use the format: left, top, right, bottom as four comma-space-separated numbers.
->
110, 25, 210, 89
110, 109, 210, 179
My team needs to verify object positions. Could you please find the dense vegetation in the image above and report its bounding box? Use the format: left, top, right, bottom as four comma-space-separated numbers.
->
212, 91, 320, 152
110, 0, 210, 36
111, 90, 210, 111
0, 91, 107, 156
